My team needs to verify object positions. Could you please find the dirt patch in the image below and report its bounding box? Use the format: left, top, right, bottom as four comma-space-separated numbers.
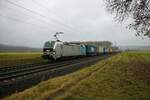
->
129, 54, 150, 84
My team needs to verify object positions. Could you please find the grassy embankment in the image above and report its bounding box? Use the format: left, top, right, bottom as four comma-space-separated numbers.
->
4, 51, 150, 100
0, 52, 46, 68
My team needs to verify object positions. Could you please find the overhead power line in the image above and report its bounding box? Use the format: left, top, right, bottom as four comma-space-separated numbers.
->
4, 0, 82, 34
32, 0, 66, 23
0, 13, 56, 32
32, 0, 83, 34
1, 4, 65, 32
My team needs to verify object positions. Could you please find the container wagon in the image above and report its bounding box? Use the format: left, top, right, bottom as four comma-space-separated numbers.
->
96, 46, 104, 55
103, 48, 109, 54
108, 48, 113, 54
85, 45, 97, 56
105, 48, 109, 54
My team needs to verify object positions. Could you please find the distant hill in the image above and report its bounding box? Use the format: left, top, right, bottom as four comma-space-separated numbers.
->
119, 45, 150, 51
0, 44, 41, 51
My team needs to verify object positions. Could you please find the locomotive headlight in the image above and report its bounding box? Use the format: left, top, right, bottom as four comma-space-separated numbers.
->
53, 52, 56, 55
46, 50, 50, 52
44, 50, 50, 54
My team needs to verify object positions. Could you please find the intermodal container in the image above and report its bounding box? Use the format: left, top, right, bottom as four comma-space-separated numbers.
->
85, 45, 97, 56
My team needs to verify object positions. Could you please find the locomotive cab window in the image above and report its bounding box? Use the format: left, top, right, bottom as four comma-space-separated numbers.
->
44, 41, 55, 48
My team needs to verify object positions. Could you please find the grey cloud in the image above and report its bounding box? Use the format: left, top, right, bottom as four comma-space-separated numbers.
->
0, 0, 149, 48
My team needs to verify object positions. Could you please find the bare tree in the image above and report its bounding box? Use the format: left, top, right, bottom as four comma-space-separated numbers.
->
105, 0, 150, 37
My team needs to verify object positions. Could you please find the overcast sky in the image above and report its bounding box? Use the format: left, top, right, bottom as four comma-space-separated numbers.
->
0, 0, 149, 48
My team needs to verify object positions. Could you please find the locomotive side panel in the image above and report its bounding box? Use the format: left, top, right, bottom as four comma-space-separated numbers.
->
80, 45, 86, 56
61, 44, 81, 57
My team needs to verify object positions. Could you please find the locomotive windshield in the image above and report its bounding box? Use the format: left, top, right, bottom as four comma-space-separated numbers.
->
44, 41, 55, 48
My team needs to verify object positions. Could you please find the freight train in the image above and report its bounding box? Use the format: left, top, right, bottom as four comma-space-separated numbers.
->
42, 40, 114, 60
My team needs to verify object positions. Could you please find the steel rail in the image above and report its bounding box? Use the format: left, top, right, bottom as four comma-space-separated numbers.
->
0, 57, 99, 82
0, 57, 90, 76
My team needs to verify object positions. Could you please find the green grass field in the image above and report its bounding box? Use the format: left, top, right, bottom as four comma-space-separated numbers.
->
3, 51, 150, 100
0, 52, 46, 68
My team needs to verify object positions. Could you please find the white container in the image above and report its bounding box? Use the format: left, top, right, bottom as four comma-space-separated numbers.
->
98, 46, 104, 53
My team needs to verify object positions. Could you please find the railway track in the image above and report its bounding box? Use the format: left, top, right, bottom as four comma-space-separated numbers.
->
0, 62, 48, 72
0, 56, 98, 82
0, 55, 111, 97
0, 56, 88, 72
